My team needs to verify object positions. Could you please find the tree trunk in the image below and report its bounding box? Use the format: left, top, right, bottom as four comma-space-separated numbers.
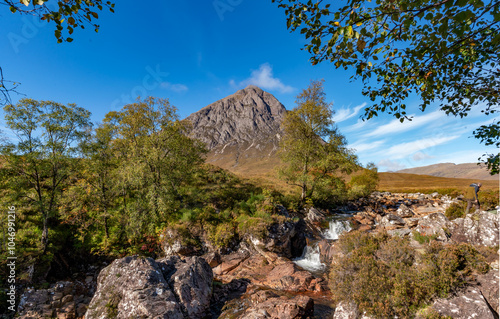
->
41, 215, 49, 254
104, 215, 109, 239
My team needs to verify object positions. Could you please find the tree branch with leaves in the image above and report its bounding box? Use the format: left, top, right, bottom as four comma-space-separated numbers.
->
273, 0, 500, 174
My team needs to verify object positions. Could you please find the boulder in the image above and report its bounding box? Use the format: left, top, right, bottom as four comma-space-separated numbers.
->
333, 301, 359, 319
396, 203, 414, 218
405, 217, 420, 228
160, 227, 200, 256
380, 214, 406, 230
307, 207, 326, 223
431, 286, 497, 319
263, 220, 307, 259
477, 269, 500, 314
17, 280, 93, 319
159, 256, 214, 318
239, 294, 314, 319
85, 255, 213, 319
353, 213, 374, 225
414, 212, 451, 241
213, 250, 250, 276
450, 211, 499, 247
414, 205, 441, 216
263, 262, 319, 292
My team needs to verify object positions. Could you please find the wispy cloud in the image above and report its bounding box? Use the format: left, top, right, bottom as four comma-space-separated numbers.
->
366, 110, 445, 137
384, 135, 460, 159
332, 103, 366, 123
160, 82, 189, 93
377, 159, 407, 171
343, 118, 371, 133
350, 139, 386, 153
412, 151, 435, 162
230, 63, 294, 93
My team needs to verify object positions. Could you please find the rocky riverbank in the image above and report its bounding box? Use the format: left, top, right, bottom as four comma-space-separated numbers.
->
16, 191, 499, 319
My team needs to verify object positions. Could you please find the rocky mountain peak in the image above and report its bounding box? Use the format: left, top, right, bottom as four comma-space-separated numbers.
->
185, 86, 286, 172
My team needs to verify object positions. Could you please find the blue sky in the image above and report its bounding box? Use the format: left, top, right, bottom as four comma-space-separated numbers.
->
1, 0, 497, 172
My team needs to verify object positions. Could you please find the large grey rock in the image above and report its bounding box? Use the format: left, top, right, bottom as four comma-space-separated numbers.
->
431, 286, 497, 319
160, 226, 200, 256
85, 255, 212, 319
477, 269, 500, 314
380, 214, 406, 229
414, 212, 451, 241
333, 301, 359, 319
307, 207, 326, 223
396, 203, 414, 218
252, 220, 306, 259
332, 301, 374, 319
450, 211, 499, 247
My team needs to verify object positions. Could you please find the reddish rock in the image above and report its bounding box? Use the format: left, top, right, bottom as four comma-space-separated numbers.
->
213, 251, 250, 276
239, 295, 314, 319
264, 262, 316, 292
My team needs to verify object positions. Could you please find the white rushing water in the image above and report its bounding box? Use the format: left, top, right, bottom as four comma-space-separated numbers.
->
293, 218, 352, 273
323, 219, 352, 240
293, 244, 325, 272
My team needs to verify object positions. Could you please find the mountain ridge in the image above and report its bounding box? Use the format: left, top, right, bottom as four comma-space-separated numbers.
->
185, 85, 285, 174
396, 162, 497, 181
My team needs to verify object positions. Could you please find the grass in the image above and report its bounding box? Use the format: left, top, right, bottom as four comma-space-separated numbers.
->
377, 172, 499, 193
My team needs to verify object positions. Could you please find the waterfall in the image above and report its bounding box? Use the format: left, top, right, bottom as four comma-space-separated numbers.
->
323, 219, 352, 240
293, 244, 325, 272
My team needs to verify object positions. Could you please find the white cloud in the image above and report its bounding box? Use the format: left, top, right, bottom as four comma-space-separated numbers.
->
377, 159, 407, 171
438, 148, 497, 165
343, 118, 371, 133
384, 135, 460, 160
160, 82, 189, 93
332, 103, 366, 123
366, 110, 445, 137
231, 63, 294, 93
412, 151, 435, 161
350, 139, 386, 153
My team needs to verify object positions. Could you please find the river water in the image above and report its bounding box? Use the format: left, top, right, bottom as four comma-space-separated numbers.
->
293, 216, 353, 273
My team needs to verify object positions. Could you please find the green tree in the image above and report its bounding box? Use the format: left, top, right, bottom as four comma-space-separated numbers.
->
272, 0, 500, 174
278, 80, 359, 202
60, 122, 120, 252
1, 99, 91, 254
349, 162, 379, 198
104, 97, 206, 238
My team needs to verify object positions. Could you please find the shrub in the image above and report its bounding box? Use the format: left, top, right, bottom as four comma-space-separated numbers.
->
236, 214, 271, 240
330, 231, 489, 319
479, 189, 500, 211
445, 202, 466, 220
208, 223, 236, 249
412, 231, 438, 245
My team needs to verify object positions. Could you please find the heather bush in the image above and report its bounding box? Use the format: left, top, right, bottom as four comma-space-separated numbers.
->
444, 202, 466, 220
330, 231, 489, 318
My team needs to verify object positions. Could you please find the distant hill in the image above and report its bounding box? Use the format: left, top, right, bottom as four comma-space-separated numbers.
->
378, 172, 499, 192
396, 163, 497, 181
185, 85, 284, 176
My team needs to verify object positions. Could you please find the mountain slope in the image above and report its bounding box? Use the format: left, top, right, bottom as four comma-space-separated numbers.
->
185, 85, 285, 175
396, 163, 497, 181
